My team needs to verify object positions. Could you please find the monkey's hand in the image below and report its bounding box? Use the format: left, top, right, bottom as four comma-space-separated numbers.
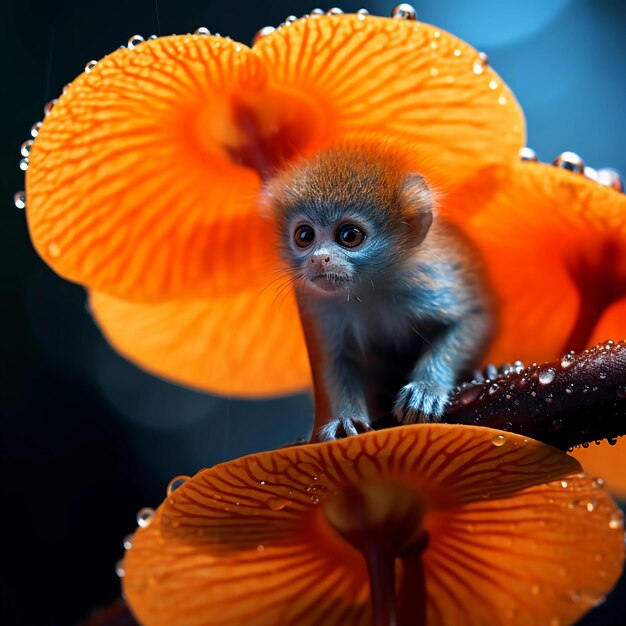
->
393, 381, 450, 424
317, 415, 373, 441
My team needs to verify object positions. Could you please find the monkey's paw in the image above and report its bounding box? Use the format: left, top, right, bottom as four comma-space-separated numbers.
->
393, 381, 450, 424
317, 415, 373, 441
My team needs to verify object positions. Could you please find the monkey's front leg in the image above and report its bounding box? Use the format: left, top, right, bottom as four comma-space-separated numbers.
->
298, 304, 372, 442
394, 317, 480, 424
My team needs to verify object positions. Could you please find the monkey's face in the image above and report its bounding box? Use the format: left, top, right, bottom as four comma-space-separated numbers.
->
281, 213, 406, 298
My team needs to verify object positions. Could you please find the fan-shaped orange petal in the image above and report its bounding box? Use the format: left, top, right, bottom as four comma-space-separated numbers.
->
89, 283, 310, 397
254, 14, 525, 190
122, 425, 624, 626
26, 35, 294, 301
445, 161, 626, 366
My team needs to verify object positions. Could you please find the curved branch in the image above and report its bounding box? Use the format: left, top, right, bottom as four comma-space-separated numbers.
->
444, 341, 626, 450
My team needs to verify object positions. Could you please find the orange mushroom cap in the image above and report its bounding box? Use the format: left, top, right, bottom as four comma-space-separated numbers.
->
122, 424, 624, 626
26, 13, 524, 395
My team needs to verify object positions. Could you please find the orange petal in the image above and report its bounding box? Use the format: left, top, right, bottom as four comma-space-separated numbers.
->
254, 14, 525, 190
445, 161, 626, 366
572, 438, 626, 500
26, 35, 291, 301
89, 284, 310, 397
122, 425, 624, 626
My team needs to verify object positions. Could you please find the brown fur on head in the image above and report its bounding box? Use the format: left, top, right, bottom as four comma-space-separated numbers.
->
263, 140, 436, 248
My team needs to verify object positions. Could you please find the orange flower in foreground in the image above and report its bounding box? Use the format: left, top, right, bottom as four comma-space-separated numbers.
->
121, 424, 625, 626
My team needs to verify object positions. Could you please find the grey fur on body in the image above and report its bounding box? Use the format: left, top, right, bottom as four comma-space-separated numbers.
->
267, 145, 491, 442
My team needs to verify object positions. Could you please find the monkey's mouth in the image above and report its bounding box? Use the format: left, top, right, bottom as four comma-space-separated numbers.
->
309, 272, 352, 293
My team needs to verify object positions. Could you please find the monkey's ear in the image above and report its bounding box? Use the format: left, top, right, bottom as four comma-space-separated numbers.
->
402, 174, 434, 245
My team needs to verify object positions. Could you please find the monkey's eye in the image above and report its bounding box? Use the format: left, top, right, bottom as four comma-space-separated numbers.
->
294, 224, 315, 248
336, 224, 366, 248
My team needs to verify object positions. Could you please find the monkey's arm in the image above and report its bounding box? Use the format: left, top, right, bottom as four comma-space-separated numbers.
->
298, 302, 372, 442
394, 265, 490, 423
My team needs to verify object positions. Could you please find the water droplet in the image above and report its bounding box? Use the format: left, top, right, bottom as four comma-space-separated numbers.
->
115, 560, 125, 577
489, 80, 498, 90
391, 3, 417, 19
257, 544, 265, 552
167, 475, 189, 494
84, 60, 97, 73
14, 191, 26, 209
259, 480, 266, 486
488, 383, 499, 395
21, 140, 33, 157
123, 534, 133, 550
473, 51, 489, 75
19, 158, 29, 171
616, 386, 626, 399
538, 368, 556, 386
128, 34, 145, 49
560, 481, 568, 488
136, 507, 155, 527
357, 9, 368, 19
560, 352, 575, 368
609, 514, 623, 530
326, 8, 344, 15
47, 242, 60, 257
267, 497, 289, 511
195, 27, 210, 35
430, 67, 439, 77
491, 434, 506, 447
498, 95, 507, 105
592, 477, 605, 489
586, 501, 596, 512
453, 48, 461, 57
607, 437, 618, 446
310, 8, 324, 16
44, 99, 58, 117
565, 384, 574, 394
253, 26, 275, 45
31, 121, 42, 138
582, 442, 589, 448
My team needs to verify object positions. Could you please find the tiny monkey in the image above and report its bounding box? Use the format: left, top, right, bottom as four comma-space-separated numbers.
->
264, 142, 491, 442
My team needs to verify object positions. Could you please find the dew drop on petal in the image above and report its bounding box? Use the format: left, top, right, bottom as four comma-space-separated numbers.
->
491, 434, 506, 447
136, 507, 155, 527
267, 497, 290, 511
44, 99, 57, 117
31, 121, 42, 137
47, 242, 61, 258
167, 475, 189, 494
489, 79, 498, 90
194, 27, 210, 35
609, 514, 623, 530
19, 158, 29, 171
21, 140, 33, 157
84, 60, 97, 73
128, 34, 145, 49
560, 352, 575, 368
115, 560, 125, 577
538, 368, 556, 385
14, 191, 26, 210
123, 534, 134, 550
257, 544, 265, 552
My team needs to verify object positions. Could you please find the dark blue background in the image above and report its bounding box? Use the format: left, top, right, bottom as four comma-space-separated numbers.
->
2, 1, 624, 623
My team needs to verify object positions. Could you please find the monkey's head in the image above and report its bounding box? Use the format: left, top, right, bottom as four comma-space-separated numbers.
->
264, 143, 435, 297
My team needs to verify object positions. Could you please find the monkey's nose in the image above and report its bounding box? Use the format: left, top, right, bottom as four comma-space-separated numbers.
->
310, 256, 331, 264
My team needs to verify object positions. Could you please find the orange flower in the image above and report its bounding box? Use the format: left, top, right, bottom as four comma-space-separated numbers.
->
24, 13, 626, 484
120, 424, 625, 625
25, 12, 523, 396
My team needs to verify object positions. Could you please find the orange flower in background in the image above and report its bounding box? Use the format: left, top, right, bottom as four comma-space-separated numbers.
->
24, 12, 626, 486
26, 12, 523, 395
121, 425, 625, 625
